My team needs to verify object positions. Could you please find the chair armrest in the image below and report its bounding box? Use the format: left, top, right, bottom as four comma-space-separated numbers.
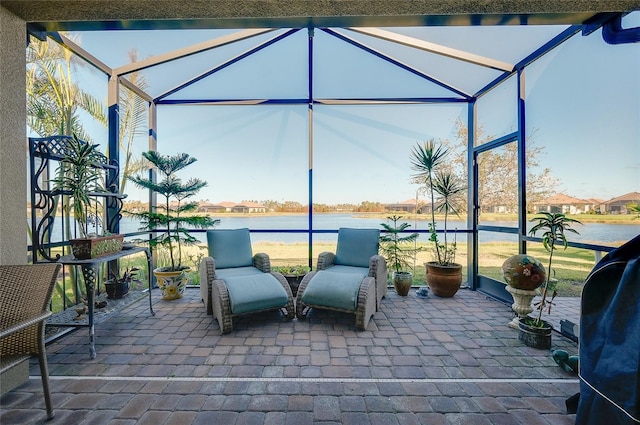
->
254, 253, 271, 272
317, 252, 336, 270
369, 254, 387, 280
199, 256, 217, 281
0, 311, 51, 339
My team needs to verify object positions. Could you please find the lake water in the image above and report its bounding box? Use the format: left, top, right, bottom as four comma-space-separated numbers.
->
102, 214, 639, 245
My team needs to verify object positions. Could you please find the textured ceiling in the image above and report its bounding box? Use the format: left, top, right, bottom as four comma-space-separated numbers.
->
3, 0, 639, 30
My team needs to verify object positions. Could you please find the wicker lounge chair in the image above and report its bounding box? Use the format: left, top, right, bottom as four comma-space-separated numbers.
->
199, 228, 294, 333
0, 263, 61, 420
296, 228, 387, 330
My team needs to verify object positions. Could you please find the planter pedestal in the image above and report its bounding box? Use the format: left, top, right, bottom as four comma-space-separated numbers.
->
505, 285, 537, 330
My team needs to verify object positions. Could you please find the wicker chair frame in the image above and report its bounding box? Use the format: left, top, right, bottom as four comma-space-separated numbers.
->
0, 263, 61, 420
296, 252, 387, 330
199, 255, 295, 334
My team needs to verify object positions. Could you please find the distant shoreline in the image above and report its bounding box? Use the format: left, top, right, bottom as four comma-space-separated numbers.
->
32, 210, 639, 225
199, 211, 639, 225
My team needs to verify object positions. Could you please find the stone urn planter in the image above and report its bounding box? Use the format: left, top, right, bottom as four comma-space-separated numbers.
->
502, 254, 546, 328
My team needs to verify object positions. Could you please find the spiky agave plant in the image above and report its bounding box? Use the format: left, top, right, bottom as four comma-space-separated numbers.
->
528, 212, 582, 326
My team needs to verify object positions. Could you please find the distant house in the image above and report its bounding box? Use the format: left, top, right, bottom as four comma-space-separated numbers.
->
583, 198, 606, 214
604, 192, 640, 214
217, 201, 236, 212
385, 198, 429, 214
231, 202, 266, 213
532, 193, 594, 214
198, 202, 226, 213
386, 199, 415, 213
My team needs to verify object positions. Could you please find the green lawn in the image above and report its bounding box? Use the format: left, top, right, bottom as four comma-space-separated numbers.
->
48, 237, 601, 313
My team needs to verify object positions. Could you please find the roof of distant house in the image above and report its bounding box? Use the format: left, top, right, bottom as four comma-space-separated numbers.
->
606, 191, 640, 204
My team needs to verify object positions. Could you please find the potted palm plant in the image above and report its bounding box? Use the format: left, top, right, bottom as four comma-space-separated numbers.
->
128, 151, 219, 300
520, 212, 582, 349
410, 140, 466, 297
379, 215, 420, 296
52, 134, 124, 259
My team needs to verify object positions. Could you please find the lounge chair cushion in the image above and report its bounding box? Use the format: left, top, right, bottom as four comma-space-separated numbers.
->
301, 265, 368, 311
334, 228, 380, 268
221, 272, 289, 315
207, 228, 253, 269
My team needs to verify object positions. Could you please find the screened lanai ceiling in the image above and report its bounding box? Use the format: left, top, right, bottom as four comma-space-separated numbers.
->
63, 23, 596, 104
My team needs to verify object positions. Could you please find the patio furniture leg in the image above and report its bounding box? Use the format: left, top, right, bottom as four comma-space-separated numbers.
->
38, 336, 54, 420
211, 280, 233, 333
355, 277, 376, 331
295, 272, 316, 320
200, 257, 215, 315
272, 272, 295, 321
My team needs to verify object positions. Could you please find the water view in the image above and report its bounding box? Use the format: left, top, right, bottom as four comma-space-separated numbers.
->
87, 214, 639, 245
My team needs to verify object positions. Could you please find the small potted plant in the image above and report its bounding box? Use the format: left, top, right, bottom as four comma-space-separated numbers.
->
520, 212, 582, 349
52, 134, 124, 259
127, 151, 220, 300
272, 265, 311, 296
410, 140, 466, 297
104, 267, 141, 299
379, 215, 420, 296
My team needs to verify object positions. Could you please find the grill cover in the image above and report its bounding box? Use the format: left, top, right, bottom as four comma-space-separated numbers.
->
576, 234, 640, 425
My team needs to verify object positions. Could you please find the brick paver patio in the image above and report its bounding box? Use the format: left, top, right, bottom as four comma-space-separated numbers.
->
1, 286, 580, 424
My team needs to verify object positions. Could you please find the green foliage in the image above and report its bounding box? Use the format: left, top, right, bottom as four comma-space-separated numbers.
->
273, 265, 311, 276
528, 212, 582, 326
127, 151, 220, 271
26, 38, 106, 140
379, 215, 420, 273
108, 267, 142, 288
410, 139, 466, 265
52, 135, 106, 238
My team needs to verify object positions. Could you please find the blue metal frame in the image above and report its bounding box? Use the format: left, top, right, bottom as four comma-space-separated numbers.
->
30, 22, 631, 296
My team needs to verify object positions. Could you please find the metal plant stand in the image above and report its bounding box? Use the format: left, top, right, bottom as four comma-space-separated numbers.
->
58, 246, 154, 358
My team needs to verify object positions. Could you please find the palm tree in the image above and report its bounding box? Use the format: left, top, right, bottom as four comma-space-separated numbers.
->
410, 140, 465, 265
117, 49, 149, 194
528, 212, 582, 326
27, 36, 106, 139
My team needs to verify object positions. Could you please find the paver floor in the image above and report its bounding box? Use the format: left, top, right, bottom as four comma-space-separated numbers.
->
1, 287, 580, 424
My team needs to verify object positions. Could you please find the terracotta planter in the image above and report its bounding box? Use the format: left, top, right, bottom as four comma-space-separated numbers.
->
518, 317, 553, 349
154, 267, 190, 300
425, 262, 463, 297
70, 234, 124, 259
392, 271, 413, 296
104, 281, 129, 299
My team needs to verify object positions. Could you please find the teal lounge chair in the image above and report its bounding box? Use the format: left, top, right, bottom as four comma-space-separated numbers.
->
296, 228, 387, 330
199, 228, 294, 333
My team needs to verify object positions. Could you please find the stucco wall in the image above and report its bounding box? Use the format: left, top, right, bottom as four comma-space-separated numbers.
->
0, 6, 27, 265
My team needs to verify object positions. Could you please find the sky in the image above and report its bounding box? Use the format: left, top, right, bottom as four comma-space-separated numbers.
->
55, 15, 640, 205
